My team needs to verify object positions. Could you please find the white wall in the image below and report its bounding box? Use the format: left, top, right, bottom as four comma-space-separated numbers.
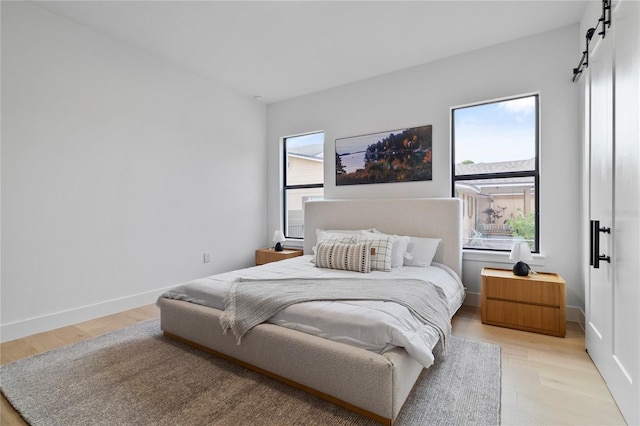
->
0, 2, 267, 341
267, 25, 583, 311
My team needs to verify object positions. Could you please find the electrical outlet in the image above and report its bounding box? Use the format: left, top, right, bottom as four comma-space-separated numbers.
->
203, 252, 211, 263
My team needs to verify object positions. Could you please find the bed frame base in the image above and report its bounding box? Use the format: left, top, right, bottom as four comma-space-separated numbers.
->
159, 298, 424, 425
163, 331, 392, 425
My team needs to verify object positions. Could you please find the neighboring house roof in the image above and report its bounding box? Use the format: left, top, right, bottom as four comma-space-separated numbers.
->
455, 158, 536, 191
455, 158, 535, 175
289, 144, 324, 160
289, 152, 324, 162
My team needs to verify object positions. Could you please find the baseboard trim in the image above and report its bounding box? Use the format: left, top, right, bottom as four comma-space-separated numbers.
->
0, 287, 170, 343
462, 291, 585, 326
568, 306, 586, 331
463, 292, 481, 307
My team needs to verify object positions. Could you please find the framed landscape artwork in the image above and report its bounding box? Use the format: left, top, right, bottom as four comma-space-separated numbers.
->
335, 125, 433, 186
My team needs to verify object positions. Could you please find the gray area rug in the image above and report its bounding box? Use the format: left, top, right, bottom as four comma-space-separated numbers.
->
1, 319, 500, 425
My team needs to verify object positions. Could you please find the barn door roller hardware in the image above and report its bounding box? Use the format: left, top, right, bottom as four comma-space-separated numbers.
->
572, 0, 612, 82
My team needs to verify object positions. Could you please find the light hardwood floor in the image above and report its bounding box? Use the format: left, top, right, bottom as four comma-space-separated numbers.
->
0, 304, 626, 425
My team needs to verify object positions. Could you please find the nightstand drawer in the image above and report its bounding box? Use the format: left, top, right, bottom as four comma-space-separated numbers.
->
484, 279, 561, 306
484, 299, 563, 335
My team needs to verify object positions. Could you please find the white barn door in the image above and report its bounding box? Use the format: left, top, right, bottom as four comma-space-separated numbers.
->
586, 12, 615, 407
586, 2, 640, 424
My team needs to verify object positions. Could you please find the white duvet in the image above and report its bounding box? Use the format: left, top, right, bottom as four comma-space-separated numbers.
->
160, 255, 465, 368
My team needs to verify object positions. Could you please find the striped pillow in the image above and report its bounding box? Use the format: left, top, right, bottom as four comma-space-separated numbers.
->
312, 233, 360, 263
315, 242, 372, 273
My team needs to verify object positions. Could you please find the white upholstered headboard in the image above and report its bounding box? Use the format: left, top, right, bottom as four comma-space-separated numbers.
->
304, 198, 463, 277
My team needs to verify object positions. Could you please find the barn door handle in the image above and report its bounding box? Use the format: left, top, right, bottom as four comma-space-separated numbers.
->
590, 220, 611, 269
599, 254, 611, 264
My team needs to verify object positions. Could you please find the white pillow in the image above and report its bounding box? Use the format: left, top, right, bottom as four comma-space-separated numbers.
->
403, 237, 441, 267
366, 230, 410, 268
391, 235, 411, 268
357, 233, 395, 272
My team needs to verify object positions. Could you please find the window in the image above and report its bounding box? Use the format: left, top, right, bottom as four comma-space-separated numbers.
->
283, 132, 324, 238
452, 94, 539, 252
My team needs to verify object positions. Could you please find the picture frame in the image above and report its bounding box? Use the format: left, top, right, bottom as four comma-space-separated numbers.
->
335, 125, 432, 186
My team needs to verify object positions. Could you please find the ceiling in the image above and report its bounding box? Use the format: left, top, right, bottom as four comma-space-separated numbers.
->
33, 1, 589, 104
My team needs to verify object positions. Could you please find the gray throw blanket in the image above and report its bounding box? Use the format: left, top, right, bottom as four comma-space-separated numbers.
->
220, 277, 451, 349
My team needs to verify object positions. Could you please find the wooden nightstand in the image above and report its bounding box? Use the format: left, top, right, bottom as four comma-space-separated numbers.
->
255, 248, 303, 266
481, 267, 566, 337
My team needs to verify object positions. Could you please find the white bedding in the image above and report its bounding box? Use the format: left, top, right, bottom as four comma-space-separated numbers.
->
160, 255, 465, 368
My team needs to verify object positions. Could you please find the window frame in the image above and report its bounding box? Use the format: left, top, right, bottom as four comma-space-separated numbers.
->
451, 94, 540, 252
282, 132, 324, 240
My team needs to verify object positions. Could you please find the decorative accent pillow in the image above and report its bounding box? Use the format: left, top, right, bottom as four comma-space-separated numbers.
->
312, 233, 360, 263
403, 237, 441, 267
357, 233, 395, 272
315, 242, 372, 273
369, 230, 410, 268
317, 232, 360, 244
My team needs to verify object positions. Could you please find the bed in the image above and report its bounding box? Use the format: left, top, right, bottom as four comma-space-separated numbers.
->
158, 198, 463, 425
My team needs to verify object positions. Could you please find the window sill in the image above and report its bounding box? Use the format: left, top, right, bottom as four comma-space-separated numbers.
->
283, 238, 304, 250
463, 249, 546, 267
